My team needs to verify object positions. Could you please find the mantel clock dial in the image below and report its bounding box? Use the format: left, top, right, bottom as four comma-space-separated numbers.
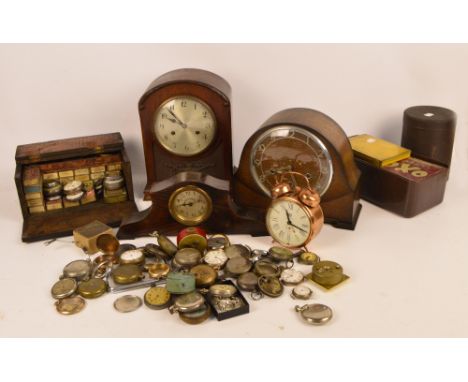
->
233, 108, 362, 231
117, 68, 263, 238
154, 96, 216, 157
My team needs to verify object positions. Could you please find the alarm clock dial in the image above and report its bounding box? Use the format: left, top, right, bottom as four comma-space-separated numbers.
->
250, 126, 333, 196
168, 185, 213, 225
266, 198, 312, 248
154, 96, 216, 156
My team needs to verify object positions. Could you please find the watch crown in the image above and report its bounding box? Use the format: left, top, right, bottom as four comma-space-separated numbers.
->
299, 189, 320, 207
270, 182, 293, 199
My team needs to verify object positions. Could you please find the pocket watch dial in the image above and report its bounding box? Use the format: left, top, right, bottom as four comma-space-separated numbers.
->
154, 96, 216, 156
168, 186, 212, 225
250, 126, 333, 196
266, 199, 311, 247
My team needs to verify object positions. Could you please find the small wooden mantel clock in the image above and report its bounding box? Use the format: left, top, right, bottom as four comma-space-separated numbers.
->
117, 68, 263, 238
233, 108, 362, 230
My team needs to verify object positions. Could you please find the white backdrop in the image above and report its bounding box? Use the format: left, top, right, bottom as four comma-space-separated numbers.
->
0, 44, 467, 337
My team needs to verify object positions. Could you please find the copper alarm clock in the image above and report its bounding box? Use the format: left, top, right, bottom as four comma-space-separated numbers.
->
233, 108, 362, 230
118, 68, 262, 238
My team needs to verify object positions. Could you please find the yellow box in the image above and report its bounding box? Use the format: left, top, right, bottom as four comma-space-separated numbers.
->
25, 192, 43, 201
60, 177, 74, 185
91, 166, 106, 173
27, 198, 45, 207
349, 134, 411, 168
74, 168, 90, 176
43, 172, 59, 180
46, 200, 63, 211
90, 172, 105, 180
59, 170, 74, 178
75, 174, 90, 181
104, 188, 127, 204
105, 170, 121, 177
29, 205, 45, 214
63, 199, 80, 208
107, 163, 122, 171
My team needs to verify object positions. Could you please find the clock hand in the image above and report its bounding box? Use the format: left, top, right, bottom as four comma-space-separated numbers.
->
283, 207, 292, 225
165, 108, 187, 128
180, 202, 194, 207
289, 222, 308, 234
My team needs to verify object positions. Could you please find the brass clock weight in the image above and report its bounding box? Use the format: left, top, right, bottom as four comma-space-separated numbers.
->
117, 68, 264, 239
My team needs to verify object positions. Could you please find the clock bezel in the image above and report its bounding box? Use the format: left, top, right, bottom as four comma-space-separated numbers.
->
266, 196, 313, 248
168, 185, 213, 226
249, 125, 334, 197
153, 95, 218, 157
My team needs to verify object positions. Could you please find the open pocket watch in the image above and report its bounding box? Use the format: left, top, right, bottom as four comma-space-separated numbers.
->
265, 172, 324, 249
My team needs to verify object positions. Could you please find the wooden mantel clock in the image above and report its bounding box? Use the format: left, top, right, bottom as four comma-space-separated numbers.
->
117, 68, 263, 238
233, 108, 362, 230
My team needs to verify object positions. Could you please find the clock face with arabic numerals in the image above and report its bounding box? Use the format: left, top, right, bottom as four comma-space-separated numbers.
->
250, 126, 333, 196
154, 96, 217, 157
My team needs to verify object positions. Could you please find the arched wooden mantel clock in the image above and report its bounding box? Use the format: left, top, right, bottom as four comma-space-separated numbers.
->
233, 108, 362, 230
117, 68, 264, 238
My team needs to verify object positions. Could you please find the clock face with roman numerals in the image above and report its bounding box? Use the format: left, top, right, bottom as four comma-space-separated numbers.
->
154, 96, 217, 157
250, 126, 333, 196
266, 198, 312, 248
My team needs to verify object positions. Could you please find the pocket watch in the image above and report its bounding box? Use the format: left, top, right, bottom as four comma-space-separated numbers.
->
144, 286, 172, 310
146, 263, 170, 279
177, 227, 208, 252
62, 259, 92, 281
224, 244, 251, 259
168, 185, 213, 225
203, 249, 228, 268
96, 234, 120, 255
290, 285, 313, 300
169, 291, 205, 314
207, 234, 230, 250
253, 260, 281, 278
55, 296, 86, 315
166, 272, 196, 294
298, 251, 321, 265
119, 249, 145, 266
51, 278, 77, 299
113, 295, 142, 313
190, 264, 217, 287
209, 283, 237, 298
295, 303, 333, 325
224, 256, 252, 277
112, 264, 143, 285
266, 172, 324, 249
250, 249, 268, 263
257, 275, 283, 297
307, 260, 349, 289
115, 243, 137, 257
237, 272, 258, 292
279, 268, 304, 286
77, 278, 107, 299
151, 232, 178, 257
179, 303, 212, 325
268, 246, 294, 263
174, 248, 202, 268
143, 243, 170, 261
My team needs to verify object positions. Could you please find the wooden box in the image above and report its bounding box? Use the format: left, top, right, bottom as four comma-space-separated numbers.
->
15, 133, 138, 242
355, 157, 448, 217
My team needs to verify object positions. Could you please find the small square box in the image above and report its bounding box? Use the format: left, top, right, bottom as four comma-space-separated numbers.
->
73, 220, 114, 254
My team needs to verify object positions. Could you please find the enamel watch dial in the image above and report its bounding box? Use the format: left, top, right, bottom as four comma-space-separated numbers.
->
168, 185, 213, 225
250, 126, 333, 196
266, 198, 312, 247
203, 249, 228, 268
154, 96, 216, 157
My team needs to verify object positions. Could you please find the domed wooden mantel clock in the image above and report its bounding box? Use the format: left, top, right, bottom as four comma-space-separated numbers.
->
117, 68, 264, 238
233, 108, 362, 230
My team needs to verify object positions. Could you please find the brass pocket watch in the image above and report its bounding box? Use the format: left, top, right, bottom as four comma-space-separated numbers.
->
257, 275, 283, 298
169, 291, 205, 314
119, 249, 145, 266
306, 260, 349, 289
295, 303, 333, 325
224, 256, 252, 277
77, 278, 108, 299
179, 304, 212, 325
190, 264, 218, 288
174, 248, 202, 268
112, 264, 143, 285
265, 172, 324, 249
253, 260, 281, 278
51, 278, 77, 300
144, 286, 172, 310
62, 259, 92, 281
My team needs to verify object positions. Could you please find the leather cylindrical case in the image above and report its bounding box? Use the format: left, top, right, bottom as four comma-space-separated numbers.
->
402, 106, 456, 168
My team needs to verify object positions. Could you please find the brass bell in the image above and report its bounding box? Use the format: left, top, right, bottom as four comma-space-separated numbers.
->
270, 182, 293, 199
298, 188, 320, 207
